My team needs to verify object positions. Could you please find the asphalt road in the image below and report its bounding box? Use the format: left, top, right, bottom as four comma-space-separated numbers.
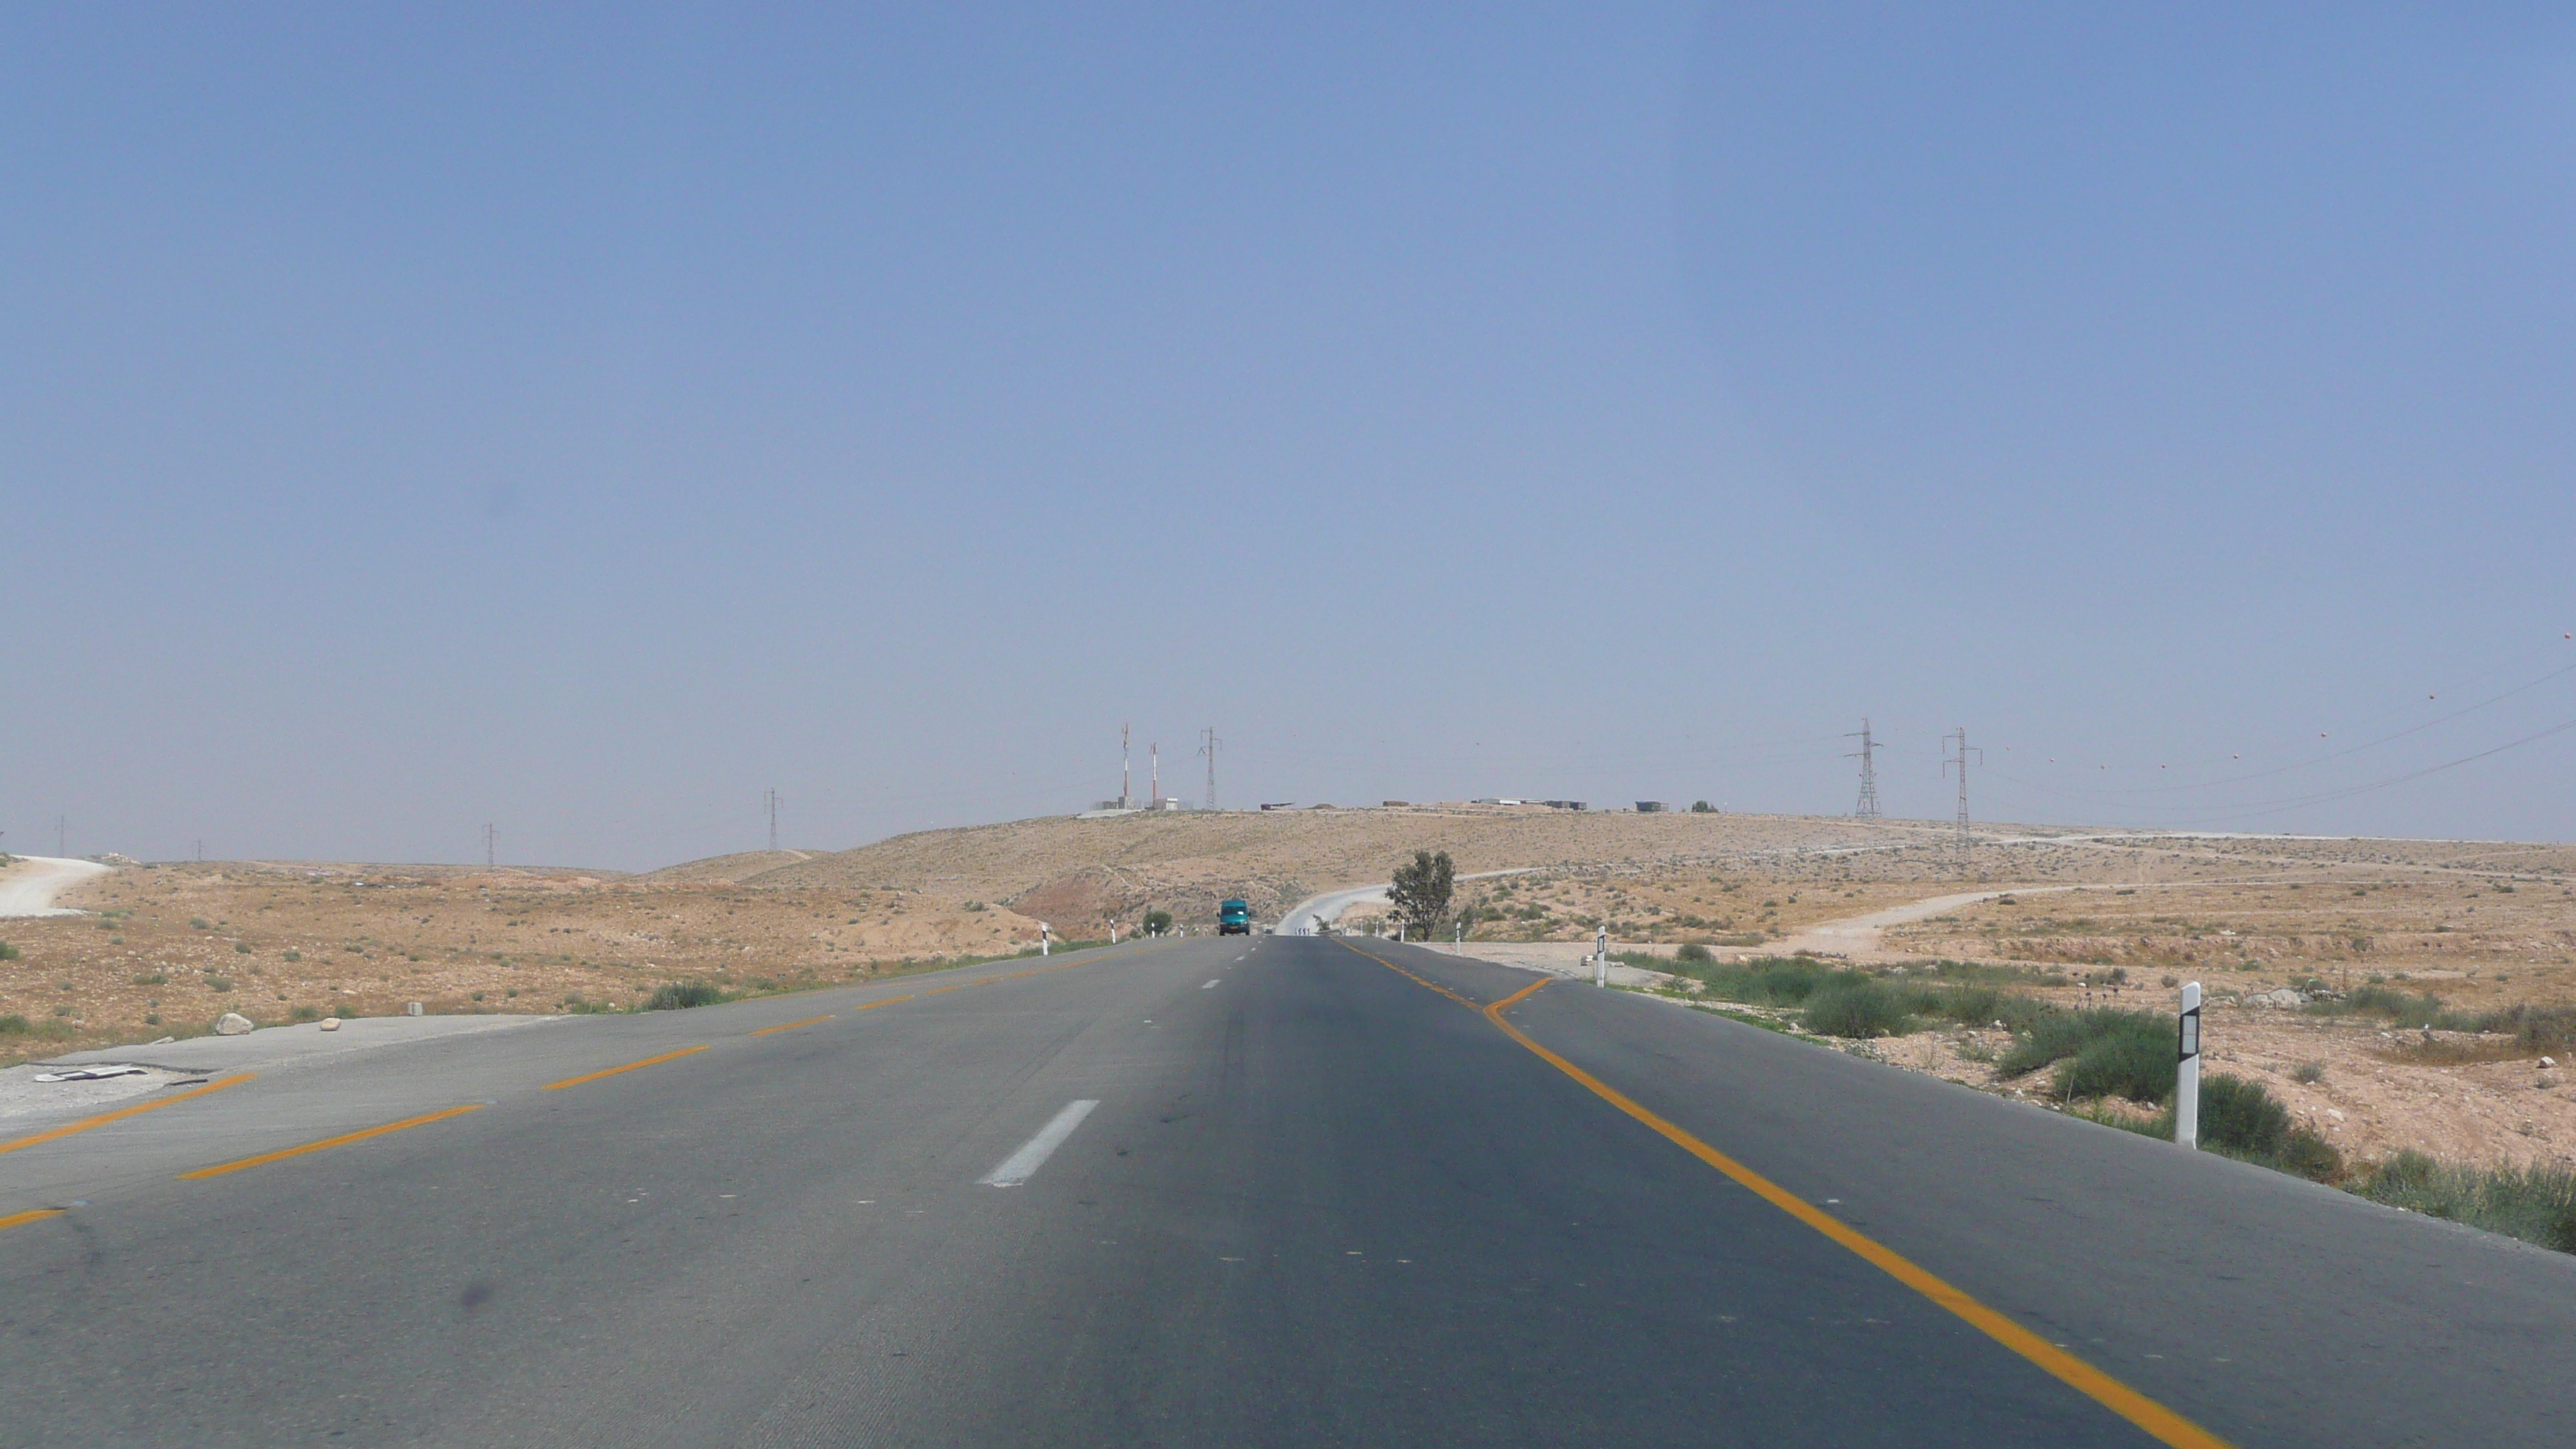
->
2, 934, 2571, 1447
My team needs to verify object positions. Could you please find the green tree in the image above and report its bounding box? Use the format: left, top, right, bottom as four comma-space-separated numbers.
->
1387, 850, 1456, 941
1142, 909, 1175, 937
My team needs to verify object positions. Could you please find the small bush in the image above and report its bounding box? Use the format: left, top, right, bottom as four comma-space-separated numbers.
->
1999, 1009, 2168, 1081
2055, 1021, 2177, 1104
206, 977, 233, 992
2356, 1151, 2576, 1252
289, 1005, 320, 1023
2293, 1061, 2325, 1085
1804, 979, 1913, 1039
0, 1015, 27, 1035
143, 1012, 160, 1026
132, 972, 166, 986
1675, 943, 1714, 964
333, 1004, 357, 1019
645, 981, 724, 1011
283, 949, 302, 962
190, 917, 209, 930
2197, 1074, 2343, 1181
0, 942, 17, 961
233, 942, 252, 954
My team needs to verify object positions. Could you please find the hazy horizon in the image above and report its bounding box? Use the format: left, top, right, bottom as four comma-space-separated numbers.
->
9, 5, 2574, 872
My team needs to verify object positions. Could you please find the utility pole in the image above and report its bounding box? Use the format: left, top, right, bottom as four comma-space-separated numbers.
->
58, 816, 66, 857
1150, 743, 1160, 807
1200, 727, 1221, 810
1941, 728, 1982, 871
484, 823, 496, 868
1122, 723, 1132, 810
196, 838, 203, 862
766, 789, 783, 852
1845, 719, 1882, 820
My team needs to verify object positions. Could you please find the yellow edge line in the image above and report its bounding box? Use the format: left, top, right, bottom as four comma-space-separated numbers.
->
178, 1105, 485, 1180
0, 1208, 67, 1231
541, 1045, 709, 1091
0, 1073, 255, 1157
749, 1015, 834, 1036
1338, 941, 2234, 1449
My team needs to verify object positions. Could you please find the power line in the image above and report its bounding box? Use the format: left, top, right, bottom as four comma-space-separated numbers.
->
1845, 719, 1880, 819
1942, 728, 1982, 865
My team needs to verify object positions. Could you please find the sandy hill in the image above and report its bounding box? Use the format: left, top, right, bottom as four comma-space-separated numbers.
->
640, 806, 1982, 933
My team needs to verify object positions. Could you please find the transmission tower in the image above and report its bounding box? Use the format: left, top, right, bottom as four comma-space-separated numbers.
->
1845, 720, 1881, 819
1200, 727, 1221, 810
766, 789, 783, 852
1941, 728, 1982, 868
1121, 722, 1132, 810
483, 823, 496, 868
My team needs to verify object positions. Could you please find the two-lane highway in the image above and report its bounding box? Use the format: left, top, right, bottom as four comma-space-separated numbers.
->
2, 934, 2569, 1446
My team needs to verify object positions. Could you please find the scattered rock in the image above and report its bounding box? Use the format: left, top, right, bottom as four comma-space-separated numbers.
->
2543, 1056, 2558, 1069
407, 1002, 423, 1017
319, 1018, 341, 1032
2250, 987, 2307, 1009
214, 1012, 254, 1036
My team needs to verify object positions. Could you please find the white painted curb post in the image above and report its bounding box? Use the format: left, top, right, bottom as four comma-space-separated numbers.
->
1595, 924, 1608, 988
2175, 981, 2203, 1149
1040, 922, 1050, 957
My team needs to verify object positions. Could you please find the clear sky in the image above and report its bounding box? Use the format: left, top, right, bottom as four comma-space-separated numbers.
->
6, 5, 2573, 869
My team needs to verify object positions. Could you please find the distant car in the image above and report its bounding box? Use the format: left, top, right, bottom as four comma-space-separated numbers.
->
1218, 899, 1252, 935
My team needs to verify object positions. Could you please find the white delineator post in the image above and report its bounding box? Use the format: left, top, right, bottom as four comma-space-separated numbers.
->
1594, 924, 1609, 988
2175, 981, 2203, 1149
1041, 922, 1051, 957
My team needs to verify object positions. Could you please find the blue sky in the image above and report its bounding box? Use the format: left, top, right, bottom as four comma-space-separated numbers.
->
5, 4, 2573, 868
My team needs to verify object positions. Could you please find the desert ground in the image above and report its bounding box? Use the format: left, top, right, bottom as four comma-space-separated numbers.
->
5, 808, 2573, 1179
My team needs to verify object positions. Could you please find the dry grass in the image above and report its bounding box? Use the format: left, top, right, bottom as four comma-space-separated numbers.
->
0, 859, 1051, 1065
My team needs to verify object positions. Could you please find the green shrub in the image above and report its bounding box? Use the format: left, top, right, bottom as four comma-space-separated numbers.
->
132, 972, 166, 985
206, 977, 233, 992
0, 1015, 28, 1034
2356, 1151, 2576, 1252
233, 942, 252, 954
190, 918, 209, 930
2055, 1021, 2177, 1103
2197, 1074, 2344, 1181
0, 942, 18, 961
1675, 943, 1714, 964
289, 1005, 320, 1023
283, 949, 301, 962
1804, 979, 1913, 1039
1998, 1009, 2168, 1081
645, 981, 724, 1011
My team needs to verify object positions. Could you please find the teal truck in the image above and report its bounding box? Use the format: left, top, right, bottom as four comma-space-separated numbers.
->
1218, 899, 1252, 935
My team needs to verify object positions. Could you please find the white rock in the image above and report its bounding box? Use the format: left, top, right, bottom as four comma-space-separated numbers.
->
2543, 1056, 2557, 1069
319, 1017, 341, 1032
407, 1002, 423, 1016
214, 1012, 254, 1036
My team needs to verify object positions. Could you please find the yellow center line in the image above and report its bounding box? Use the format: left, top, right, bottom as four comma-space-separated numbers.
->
748, 1015, 834, 1036
856, 995, 916, 1011
0, 1074, 254, 1157
1337, 941, 2233, 1449
0, 1208, 67, 1232
178, 1105, 485, 1180
542, 1045, 709, 1091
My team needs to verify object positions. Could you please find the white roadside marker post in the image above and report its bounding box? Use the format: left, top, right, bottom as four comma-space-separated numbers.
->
2175, 981, 2203, 1149
1041, 922, 1050, 957
1595, 924, 1608, 988
1454, 920, 1461, 952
